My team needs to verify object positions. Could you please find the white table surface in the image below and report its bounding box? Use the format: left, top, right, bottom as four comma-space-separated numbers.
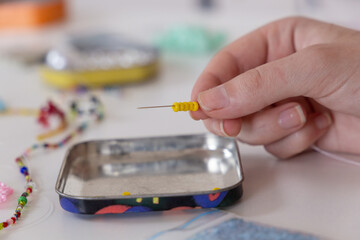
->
0, 0, 360, 239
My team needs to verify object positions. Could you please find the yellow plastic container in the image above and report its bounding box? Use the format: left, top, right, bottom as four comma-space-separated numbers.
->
40, 62, 158, 89
40, 34, 159, 89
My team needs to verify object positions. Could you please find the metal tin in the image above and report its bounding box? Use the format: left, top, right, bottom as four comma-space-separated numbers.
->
40, 34, 159, 89
55, 134, 243, 214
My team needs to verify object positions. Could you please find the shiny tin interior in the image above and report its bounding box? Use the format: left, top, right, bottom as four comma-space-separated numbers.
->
56, 134, 243, 199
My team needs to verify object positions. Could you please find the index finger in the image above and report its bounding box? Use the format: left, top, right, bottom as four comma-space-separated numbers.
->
190, 16, 338, 120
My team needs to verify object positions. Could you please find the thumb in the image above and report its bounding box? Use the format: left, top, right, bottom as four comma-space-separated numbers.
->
197, 45, 338, 119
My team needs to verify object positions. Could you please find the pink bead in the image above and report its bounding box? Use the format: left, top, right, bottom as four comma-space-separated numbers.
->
0, 182, 13, 204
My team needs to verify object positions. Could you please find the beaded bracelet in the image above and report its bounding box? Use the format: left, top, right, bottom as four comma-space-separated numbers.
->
0, 95, 104, 231
70, 95, 104, 121
0, 99, 67, 141
0, 97, 38, 117
36, 100, 68, 141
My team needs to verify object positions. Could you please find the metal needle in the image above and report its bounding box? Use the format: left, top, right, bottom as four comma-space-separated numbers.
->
137, 105, 174, 109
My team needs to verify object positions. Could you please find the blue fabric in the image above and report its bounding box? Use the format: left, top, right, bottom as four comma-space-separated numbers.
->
188, 218, 319, 240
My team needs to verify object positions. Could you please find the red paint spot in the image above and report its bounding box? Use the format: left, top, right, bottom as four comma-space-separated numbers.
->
95, 205, 131, 214
208, 192, 220, 201
168, 206, 194, 211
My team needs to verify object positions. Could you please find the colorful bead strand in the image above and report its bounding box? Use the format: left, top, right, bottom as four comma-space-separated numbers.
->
0, 95, 104, 231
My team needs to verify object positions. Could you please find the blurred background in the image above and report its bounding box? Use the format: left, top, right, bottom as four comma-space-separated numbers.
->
1, 1, 360, 240
1, 0, 359, 90
1, 0, 360, 49
1, 0, 359, 139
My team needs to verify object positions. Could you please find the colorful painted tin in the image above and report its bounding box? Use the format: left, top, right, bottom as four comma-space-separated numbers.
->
55, 134, 243, 214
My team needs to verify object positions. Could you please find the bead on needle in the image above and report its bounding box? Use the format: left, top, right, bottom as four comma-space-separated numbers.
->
137, 101, 199, 112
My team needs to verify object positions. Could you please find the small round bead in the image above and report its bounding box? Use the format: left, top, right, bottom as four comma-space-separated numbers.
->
20, 166, 28, 174
11, 217, 16, 224
70, 102, 77, 110
3, 222, 8, 228
62, 136, 71, 144
22, 192, 29, 197
6, 219, 12, 225
18, 196, 27, 204
0, 223, 3, 230
26, 182, 35, 189
19, 196, 27, 202
26, 187, 32, 193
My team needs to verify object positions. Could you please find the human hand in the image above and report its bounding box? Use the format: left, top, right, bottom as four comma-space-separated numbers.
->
190, 17, 360, 158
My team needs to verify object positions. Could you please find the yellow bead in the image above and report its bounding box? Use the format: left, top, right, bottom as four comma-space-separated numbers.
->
122, 192, 131, 196
172, 102, 180, 112
192, 102, 199, 111
172, 102, 199, 112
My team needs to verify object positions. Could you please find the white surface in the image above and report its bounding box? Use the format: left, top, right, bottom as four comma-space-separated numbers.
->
0, 0, 360, 239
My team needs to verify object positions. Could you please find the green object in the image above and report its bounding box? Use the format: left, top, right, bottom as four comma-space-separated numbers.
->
155, 26, 225, 54
18, 196, 27, 205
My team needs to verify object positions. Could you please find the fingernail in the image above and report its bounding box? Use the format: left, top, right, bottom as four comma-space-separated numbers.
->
198, 86, 229, 111
209, 120, 221, 135
208, 119, 227, 136
278, 105, 306, 129
315, 112, 332, 129
220, 120, 231, 137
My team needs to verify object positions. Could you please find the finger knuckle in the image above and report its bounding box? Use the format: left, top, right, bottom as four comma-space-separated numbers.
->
280, 16, 307, 24
301, 44, 339, 96
264, 145, 293, 159
266, 16, 307, 30
238, 69, 263, 95
293, 131, 314, 149
236, 134, 262, 146
305, 44, 337, 65
264, 130, 313, 159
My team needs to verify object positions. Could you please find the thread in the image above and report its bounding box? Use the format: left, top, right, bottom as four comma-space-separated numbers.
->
312, 145, 360, 167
